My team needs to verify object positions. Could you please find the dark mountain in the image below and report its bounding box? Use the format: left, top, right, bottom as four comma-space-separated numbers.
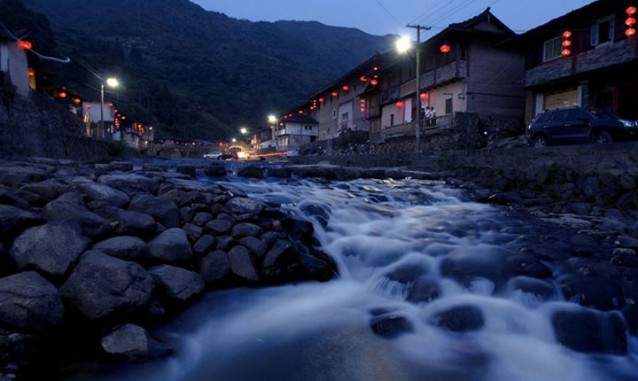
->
16, 0, 393, 140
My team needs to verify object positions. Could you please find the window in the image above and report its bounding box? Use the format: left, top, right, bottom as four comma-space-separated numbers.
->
543, 36, 562, 61
591, 16, 614, 46
445, 98, 453, 114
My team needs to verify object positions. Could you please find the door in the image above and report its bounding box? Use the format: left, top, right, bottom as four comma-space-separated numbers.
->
562, 108, 592, 144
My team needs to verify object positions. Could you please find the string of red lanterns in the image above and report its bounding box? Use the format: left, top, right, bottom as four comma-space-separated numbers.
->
627, 5, 637, 37
561, 30, 572, 56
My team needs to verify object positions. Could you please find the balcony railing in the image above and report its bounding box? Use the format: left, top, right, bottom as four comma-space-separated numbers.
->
378, 115, 453, 141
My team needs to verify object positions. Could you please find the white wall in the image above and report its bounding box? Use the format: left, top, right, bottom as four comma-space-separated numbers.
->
0, 41, 30, 97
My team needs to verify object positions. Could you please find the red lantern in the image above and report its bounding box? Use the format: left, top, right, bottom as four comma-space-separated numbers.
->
440, 44, 451, 54
86, 103, 92, 109
627, 6, 637, 15
73, 98, 81, 105
58, 91, 67, 98
27, 69, 35, 77
108, 102, 113, 107
626, 7, 637, 37
342, 85, 350, 91
627, 28, 637, 37
17, 40, 32, 50
396, 101, 405, 109
319, 97, 325, 103
331, 91, 338, 97
298, 110, 304, 114
370, 79, 379, 86
359, 75, 367, 82
626, 17, 637, 26
561, 30, 572, 56
420, 93, 428, 101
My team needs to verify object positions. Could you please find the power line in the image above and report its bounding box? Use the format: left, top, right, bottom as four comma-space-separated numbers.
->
0, 19, 70, 63
374, 0, 404, 31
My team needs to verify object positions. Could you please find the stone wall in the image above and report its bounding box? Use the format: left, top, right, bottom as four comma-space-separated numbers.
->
291, 142, 638, 209
0, 93, 111, 160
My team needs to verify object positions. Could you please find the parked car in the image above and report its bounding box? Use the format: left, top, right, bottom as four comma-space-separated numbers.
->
218, 151, 239, 160
286, 149, 299, 157
527, 106, 638, 147
203, 151, 222, 159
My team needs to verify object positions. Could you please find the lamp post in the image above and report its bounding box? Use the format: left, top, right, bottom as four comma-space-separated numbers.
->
268, 114, 278, 151
100, 77, 119, 137
396, 25, 430, 153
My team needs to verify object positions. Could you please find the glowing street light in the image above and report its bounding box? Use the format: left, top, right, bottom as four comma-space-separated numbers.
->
240, 127, 248, 135
101, 77, 119, 136
396, 25, 430, 153
268, 114, 278, 150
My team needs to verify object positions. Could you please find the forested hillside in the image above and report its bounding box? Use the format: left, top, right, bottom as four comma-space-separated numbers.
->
11, 0, 393, 140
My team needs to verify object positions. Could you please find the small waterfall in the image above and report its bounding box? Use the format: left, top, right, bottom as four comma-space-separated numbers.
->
62, 176, 638, 381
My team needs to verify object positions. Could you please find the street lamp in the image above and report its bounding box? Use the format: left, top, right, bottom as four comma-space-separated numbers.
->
100, 77, 119, 137
268, 114, 278, 151
396, 25, 429, 153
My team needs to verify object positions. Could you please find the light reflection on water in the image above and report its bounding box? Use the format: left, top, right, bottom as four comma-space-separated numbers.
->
63, 177, 638, 381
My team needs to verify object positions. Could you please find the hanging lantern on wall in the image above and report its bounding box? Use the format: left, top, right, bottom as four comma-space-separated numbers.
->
370, 79, 379, 86
73, 98, 81, 105
58, 91, 67, 98
342, 85, 350, 91
17, 40, 32, 50
86, 103, 92, 109
319, 97, 325, 103
396, 101, 405, 109
561, 30, 572, 56
626, 6, 637, 37
359, 75, 367, 82
27, 69, 35, 77
440, 44, 451, 54
420, 92, 428, 101
331, 91, 338, 97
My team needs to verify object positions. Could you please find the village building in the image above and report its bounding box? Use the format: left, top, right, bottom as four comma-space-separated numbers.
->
516, 0, 638, 124
0, 29, 31, 98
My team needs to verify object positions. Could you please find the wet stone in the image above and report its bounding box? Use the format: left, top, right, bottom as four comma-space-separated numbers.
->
429, 305, 484, 333
93, 236, 150, 263
551, 308, 627, 355
231, 222, 262, 239
504, 254, 552, 279
370, 314, 414, 339
228, 245, 259, 282
205, 219, 234, 235
406, 276, 440, 304
559, 276, 624, 311
507, 276, 557, 300
193, 212, 213, 227
198, 250, 231, 285
193, 235, 216, 257
239, 236, 268, 258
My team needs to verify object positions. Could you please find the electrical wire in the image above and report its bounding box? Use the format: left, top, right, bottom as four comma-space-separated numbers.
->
0, 19, 70, 63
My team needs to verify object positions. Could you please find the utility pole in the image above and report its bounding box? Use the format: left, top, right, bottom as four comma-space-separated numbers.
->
406, 24, 430, 153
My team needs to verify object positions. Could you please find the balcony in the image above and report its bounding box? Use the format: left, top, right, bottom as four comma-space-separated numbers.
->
526, 39, 637, 87
375, 115, 453, 141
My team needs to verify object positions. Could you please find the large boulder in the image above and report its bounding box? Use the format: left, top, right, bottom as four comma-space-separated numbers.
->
95, 207, 157, 238
129, 194, 179, 228
0, 271, 64, 331
72, 180, 130, 208
18, 178, 68, 206
97, 174, 159, 196
100, 324, 172, 361
551, 307, 627, 354
198, 250, 231, 285
60, 251, 155, 323
147, 228, 193, 264
0, 205, 41, 240
149, 265, 205, 304
42, 196, 113, 238
8, 222, 90, 277
228, 246, 260, 282
93, 236, 151, 263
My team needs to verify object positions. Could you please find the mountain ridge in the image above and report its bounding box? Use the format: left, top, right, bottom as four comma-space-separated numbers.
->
17, 0, 394, 140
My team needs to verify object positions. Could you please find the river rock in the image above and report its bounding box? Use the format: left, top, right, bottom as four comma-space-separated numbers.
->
72, 180, 130, 208
0, 271, 64, 331
198, 250, 231, 285
228, 245, 259, 282
551, 308, 627, 354
503, 254, 552, 279
0, 164, 52, 187
148, 228, 193, 264
237, 166, 265, 179
106, 161, 133, 172
225, 197, 264, 217
429, 305, 484, 333
42, 196, 113, 238
98, 173, 159, 196
506, 276, 557, 300
95, 207, 158, 238
239, 236, 268, 258
60, 251, 154, 323
93, 236, 150, 262
0, 204, 41, 240
192, 212, 213, 227
231, 222, 262, 238
205, 218, 233, 235
193, 235, 216, 257
204, 165, 226, 177
406, 276, 441, 304
8, 222, 90, 277
100, 323, 172, 361
370, 313, 414, 338
18, 178, 68, 206
149, 265, 204, 304
129, 194, 179, 228
559, 276, 624, 311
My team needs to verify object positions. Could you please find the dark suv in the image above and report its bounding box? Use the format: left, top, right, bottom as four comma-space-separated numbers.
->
527, 106, 638, 147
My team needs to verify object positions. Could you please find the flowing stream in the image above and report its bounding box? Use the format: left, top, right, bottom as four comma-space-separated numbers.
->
62, 176, 638, 381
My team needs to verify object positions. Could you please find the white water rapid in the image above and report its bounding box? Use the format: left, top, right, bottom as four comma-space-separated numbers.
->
63, 176, 638, 381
